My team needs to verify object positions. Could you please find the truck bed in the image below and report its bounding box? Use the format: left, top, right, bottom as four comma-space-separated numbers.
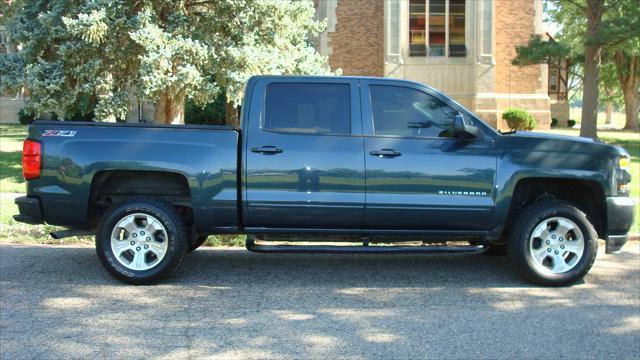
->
24, 121, 241, 231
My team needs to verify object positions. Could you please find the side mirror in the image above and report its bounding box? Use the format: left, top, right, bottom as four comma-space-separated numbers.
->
453, 114, 480, 138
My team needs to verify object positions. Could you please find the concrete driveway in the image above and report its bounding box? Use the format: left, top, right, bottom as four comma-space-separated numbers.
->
1, 242, 639, 359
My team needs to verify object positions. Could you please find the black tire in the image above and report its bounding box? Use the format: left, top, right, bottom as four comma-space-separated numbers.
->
96, 196, 189, 284
508, 199, 598, 286
189, 234, 208, 252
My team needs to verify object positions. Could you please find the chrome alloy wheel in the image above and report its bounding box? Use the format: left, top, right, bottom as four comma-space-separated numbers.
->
528, 217, 584, 274
110, 213, 169, 271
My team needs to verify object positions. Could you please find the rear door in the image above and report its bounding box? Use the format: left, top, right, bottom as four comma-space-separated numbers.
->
244, 78, 365, 229
361, 80, 497, 231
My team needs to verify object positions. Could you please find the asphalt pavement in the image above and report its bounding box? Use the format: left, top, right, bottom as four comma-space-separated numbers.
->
1, 242, 639, 359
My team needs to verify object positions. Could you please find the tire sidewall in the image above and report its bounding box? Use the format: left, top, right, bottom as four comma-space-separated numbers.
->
512, 201, 598, 285
96, 199, 186, 283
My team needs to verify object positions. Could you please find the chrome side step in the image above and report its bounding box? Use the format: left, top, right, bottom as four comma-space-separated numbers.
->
245, 239, 486, 254
50, 229, 94, 239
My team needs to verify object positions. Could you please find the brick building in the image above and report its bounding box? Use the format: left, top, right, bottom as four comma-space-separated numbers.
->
315, 0, 562, 129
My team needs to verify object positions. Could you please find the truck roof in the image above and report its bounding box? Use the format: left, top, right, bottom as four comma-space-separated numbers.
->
247, 75, 434, 90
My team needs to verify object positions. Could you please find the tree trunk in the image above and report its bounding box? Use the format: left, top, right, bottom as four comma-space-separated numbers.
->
155, 92, 185, 124
614, 51, 640, 131
604, 100, 613, 125
622, 85, 639, 131
579, 0, 604, 140
225, 101, 239, 128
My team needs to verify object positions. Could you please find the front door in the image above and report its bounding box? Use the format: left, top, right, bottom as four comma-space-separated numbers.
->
244, 79, 365, 229
361, 80, 496, 231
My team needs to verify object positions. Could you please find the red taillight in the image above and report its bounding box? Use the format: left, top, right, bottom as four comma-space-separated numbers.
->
22, 140, 41, 180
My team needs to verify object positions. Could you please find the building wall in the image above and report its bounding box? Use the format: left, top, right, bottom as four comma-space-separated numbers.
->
317, 0, 552, 131
326, 0, 384, 76
491, 0, 550, 129
550, 100, 570, 124
495, 0, 544, 94
0, 97, 24, 124
381, 0, 480, 102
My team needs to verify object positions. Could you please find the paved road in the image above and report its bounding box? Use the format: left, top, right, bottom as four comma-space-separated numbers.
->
1, 242, 639, 359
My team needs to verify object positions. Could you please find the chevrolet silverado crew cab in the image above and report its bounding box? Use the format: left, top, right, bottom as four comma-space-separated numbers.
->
14, 76, 635, 285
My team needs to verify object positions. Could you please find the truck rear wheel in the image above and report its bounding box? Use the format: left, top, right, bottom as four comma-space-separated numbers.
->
96, 197, 188, 284
508, 199, 598, 286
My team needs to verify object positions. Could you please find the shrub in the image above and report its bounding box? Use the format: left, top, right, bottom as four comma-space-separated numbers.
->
502, 108, 536, 131
17, 108, 35, 125
65, 109, 95, 121
567, 119, 577, 127
551, 118, 558, 127
64, 94, 96, 121
38, 111, 59, 121
185, 92, 226, 125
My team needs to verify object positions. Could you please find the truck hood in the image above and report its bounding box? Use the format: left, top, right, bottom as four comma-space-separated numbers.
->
496, 130, 626, 157
502, 131, 597, 144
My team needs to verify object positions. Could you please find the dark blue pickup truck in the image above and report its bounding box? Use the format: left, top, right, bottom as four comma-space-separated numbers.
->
14, 76, 635, 285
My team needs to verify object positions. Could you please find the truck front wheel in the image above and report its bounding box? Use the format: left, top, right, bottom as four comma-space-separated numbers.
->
96, 197, 189, 284
508, 199, 598, 286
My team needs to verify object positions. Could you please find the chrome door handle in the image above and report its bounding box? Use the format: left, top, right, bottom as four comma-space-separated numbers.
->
251, 146, 283, 154
369, 149, 401, 157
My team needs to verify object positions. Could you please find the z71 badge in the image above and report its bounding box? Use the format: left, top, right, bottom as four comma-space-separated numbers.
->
42, 130, 77, 137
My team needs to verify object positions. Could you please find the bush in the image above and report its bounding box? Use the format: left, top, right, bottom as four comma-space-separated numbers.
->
65, 109, 95, 121
551, 118, 558, 127
502, 108, 536, 131
64, 93, 96, 121
17, 108, 35, 125
185, 92, 226, 125
567, 119, 577, 128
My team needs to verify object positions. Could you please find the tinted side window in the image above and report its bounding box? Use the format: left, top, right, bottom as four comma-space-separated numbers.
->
264, 83, 351, 135
370, 85, 459, 138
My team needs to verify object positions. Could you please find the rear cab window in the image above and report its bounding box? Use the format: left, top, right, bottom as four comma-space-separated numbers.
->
264, 83, 351, 135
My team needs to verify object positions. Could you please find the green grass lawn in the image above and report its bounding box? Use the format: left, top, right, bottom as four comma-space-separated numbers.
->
0, 197, 17, 224
566, 109, 629, 128
0, 124, 28, 193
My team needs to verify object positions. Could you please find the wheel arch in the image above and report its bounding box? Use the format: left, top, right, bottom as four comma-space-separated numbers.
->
88, 170, 192, 228
501, 177, 606, 240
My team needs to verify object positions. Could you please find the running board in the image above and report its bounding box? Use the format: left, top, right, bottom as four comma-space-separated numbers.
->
50, 229, 94, 239
246, 240, 486, 254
